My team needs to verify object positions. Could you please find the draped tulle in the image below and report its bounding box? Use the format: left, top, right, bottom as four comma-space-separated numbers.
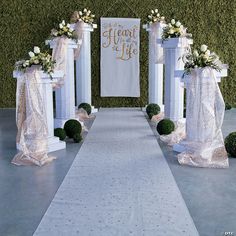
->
74, 21, 84, 59
12, 67, 55, 166
177, 67, 229, 168
51, 37, 69, 88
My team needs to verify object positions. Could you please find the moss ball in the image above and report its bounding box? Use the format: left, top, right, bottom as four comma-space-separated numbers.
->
225, 103, 232, 110
73, 133, 83, 143
225, 132, 236, 157
146, 104, 160, 118
64, 119, 82, 138
78, 103, 92, 115
54, 128, 66, 141
156, 119, 175, 135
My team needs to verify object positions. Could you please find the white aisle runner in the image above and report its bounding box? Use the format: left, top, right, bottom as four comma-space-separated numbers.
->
34, 108, 199, 236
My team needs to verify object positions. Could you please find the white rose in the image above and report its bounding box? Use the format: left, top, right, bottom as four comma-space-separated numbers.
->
161, 16, 165, 20
157, 13, 160, 17
91, 14, 95, 18
62, 20, 65, 25
175, 21, 181, 27
155, 9, 158, 13
148, 15, 152, 19
33, 46, 40, 54
171, 19, 175, 25
84, 8, 87, 13
34, 59, 39, 64
25, 60, 30, 66
59, 23, 63, 29
169, 29, 175, 34
168, 23, 172, 27
67, 23, 70, 28
29, 51, 35, 58
193, 50, 199, 57
79, 11, 82, 15
87, 10, 91, 14
205, 50, 211, 56
200, 44, 208, 52
151, 10, 154, 14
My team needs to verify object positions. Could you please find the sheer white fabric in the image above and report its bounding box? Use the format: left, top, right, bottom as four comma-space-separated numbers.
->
74, 21, 84, 59
177, 67, 229, 168
51, 37, 69, 88
160, 120, 186, 146
12, 67, 55, 166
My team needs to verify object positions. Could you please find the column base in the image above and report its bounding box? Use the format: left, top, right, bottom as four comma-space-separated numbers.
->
173, 143, 186, 153
54, 118, 84, 129
47, 136, 66, 153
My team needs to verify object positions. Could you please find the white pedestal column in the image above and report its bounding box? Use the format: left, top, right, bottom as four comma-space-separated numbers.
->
49, 39, 78, 128
173, 65, 229, 153
162, 38, 193, 122
13, 70, 66, 153
74, 23, 97, 113
143, 23, 166, 111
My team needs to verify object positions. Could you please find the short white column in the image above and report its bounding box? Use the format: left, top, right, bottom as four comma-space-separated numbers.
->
74, 23, 97, 112
49, 39, 78, 128
143, 23, 165, 111
173, 65, 228, 153
13, 70, 66, 153
162, 38, 193, 122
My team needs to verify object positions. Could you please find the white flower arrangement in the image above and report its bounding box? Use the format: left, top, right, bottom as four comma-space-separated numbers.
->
15, 46, 55, 75
50, 20, 77, 40
70, 8, 95, 25
147, 8, 165, 24
182, 44, 222, 75
162, 19, 191, 40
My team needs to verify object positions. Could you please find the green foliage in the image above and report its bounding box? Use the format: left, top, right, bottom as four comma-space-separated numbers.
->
146, 103, 160, 119
225, 132, 236, 157
156, 119, 175, 135
64, 119, 82, 138
0, 0, 236, 108
73, 133, 83, 143
78, 102, 92, 115
225, 102, 232, 110
54, 128, 66, 141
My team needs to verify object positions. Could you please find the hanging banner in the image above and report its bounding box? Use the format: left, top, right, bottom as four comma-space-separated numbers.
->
101, 17, 140, 97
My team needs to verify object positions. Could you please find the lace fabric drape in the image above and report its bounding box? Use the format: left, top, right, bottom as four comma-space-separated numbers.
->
51, 37, 69, 88
12, 67, 55, 166
177, 67, 229, 168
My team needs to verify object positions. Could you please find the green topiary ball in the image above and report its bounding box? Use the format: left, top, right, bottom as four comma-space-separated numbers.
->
64, 119, 82, 138
225, 132, 236, 157
156, 119, 175, 135
54, 128, 66, 141
225, 103, 232, 110
146, 103, 160, 119
78, 103, 92, 115
73, 133, 83, 143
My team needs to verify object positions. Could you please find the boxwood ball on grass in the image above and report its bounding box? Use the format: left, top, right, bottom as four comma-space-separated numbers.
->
146, 103, 160, 119
78, 103, 92, 115
73, 133, 83, 143
225, 132, 236, 157
54, 128, 66, 141
156, 119, 175, 135
64, 119, 82, 138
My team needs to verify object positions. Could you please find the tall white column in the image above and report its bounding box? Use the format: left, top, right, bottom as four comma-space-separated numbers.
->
143, 23, 165, 111
49, 39, 78, 128
13, 70, 66, 153
75, 23, 97, 112
162, 38, 193, 122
